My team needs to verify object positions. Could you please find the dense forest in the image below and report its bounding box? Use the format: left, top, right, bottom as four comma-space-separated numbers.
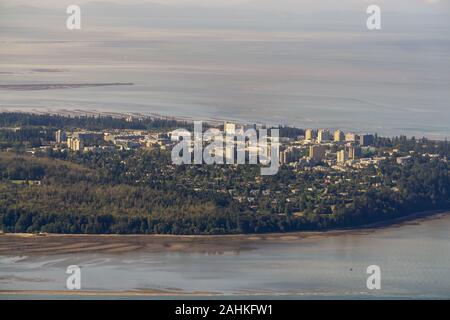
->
0, 112, 449, 234
0, 148, 448, 234
0, 112, 188, 131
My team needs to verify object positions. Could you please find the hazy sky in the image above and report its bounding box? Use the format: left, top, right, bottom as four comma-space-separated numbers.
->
2, 0, 449, 10
2, 0, 449, 35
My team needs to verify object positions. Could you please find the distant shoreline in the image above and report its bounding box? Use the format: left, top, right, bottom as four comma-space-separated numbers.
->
0, 289, 219, 298
0, 83, 134, 91
1, 108, 449, 141
0, 108, 247, 128
1, 210, 448, 256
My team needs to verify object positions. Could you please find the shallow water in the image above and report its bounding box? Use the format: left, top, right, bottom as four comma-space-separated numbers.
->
1, 215, 449, 299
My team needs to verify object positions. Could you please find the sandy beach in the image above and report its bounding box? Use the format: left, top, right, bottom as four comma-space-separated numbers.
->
1, 210, 448, 256
0, 289, 220, 297
1, 210, 449, 299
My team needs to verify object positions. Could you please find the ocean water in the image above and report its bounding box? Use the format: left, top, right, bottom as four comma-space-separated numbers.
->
1, 214, 449, 299
1, 7, 449, 139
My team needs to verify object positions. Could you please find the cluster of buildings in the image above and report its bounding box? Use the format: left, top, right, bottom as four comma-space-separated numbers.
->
54, 129, 172, 152
279, 128, 377, 168
53, 124, 436, 172
305, 128, 374, 146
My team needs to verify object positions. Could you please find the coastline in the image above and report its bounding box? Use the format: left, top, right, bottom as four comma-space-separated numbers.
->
0, 107, 246, 129
1, 209, 448, 256
1, 210, 449, 299
2, 108, 449, 141
0, 289, 220, 298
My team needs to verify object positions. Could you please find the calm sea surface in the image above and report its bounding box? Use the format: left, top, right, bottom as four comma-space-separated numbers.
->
1, 214, 449, 299
1, 26, 449, 139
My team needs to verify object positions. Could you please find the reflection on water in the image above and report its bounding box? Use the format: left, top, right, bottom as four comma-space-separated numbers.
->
1, 215, 449, 299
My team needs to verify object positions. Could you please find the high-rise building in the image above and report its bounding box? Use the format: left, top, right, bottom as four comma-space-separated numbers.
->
334, 130, 345, 142
317, 129, 332, 143
280, 150, 287, 165
348, 146, 362, 159
74, 138, 84, 151
337, 150, 348, 164
55, 130, 66, 143
67, 137, 84, 151
345, 133, 356, 142
305, 129, 316, 141
360, 134, 375, 146
309, 145, 326, 162
279, 147, 300, 165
